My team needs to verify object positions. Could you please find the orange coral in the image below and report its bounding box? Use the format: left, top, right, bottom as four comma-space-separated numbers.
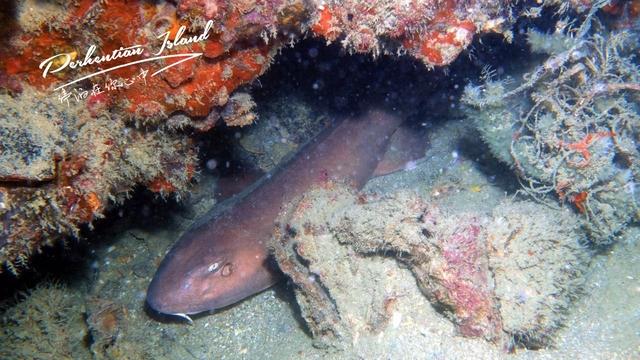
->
401, 6, 477, 66
0, 1, 276, 123
311, 7, 340, 41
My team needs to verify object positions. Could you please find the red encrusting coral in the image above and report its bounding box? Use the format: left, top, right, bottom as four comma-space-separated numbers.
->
569, 191, 589, 214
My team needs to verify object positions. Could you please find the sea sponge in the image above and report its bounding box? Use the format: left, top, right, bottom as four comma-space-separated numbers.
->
0, 88, 84, 182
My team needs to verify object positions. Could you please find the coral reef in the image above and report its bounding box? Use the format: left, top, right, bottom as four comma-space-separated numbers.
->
462, 25, 640, 244
309, 0, 510, 66
272, 183, 590, 351
1, 0, 289, 271
0, 0, 613, 272
1, 0, 526, 124
0, 89, 197, 274
0, 0, 534, 272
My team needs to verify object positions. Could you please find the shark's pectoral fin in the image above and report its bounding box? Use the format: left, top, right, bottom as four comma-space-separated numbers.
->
373, 123, 429, 177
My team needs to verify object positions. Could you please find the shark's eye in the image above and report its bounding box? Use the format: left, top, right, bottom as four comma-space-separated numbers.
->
221, 263, 233, 277
207, 262, 220, 273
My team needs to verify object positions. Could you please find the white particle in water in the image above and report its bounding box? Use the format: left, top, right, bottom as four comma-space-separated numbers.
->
206, 159, 218, 171
404, 160, 417, 171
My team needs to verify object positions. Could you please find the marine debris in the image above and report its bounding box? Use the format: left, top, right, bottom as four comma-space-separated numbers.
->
462, 26, 640, 244
272, 183, 590, 351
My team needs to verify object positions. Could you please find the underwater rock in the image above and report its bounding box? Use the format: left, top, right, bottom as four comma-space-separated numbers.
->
329, 190, 504, 344
411, 210, 504, 343
487, 201, 590, 348
272, 184, 437, 351
272, 183, 590, 351
462, 28, 640, 245
236, 93, 326, 172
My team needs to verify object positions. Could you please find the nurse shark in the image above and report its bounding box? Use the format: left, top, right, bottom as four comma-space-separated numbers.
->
146, 109, 415, 319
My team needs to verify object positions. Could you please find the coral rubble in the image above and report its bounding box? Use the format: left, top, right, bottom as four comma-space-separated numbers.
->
272, 183, 590, 351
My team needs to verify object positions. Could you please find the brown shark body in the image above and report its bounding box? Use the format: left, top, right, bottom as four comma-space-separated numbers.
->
146, 110, 404, 316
